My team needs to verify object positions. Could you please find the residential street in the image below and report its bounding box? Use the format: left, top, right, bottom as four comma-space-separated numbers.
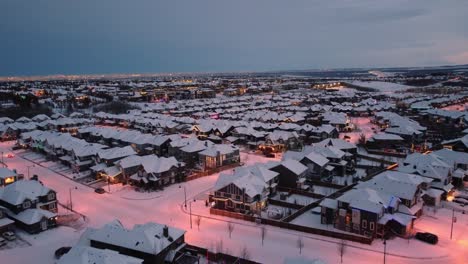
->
1, 141, 467, 264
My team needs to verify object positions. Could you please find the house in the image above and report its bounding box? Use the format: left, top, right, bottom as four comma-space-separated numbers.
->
365, 133, 405, 151
198, 144, 240, 171
357, 171, 431, 218
441, 134, 468, 152
260, 130, 302, 153
320, 187, 415, 238
397, 152, 454, 203
211, 164, 279, 214
299, 152, 332, 180
84, 220, 186, 264
95, 146, 137, 167
432, 149, 468, 187
128, 156, 185, 189
269, 160, 308, 190
0, 179, 57, 233
0, 168, 19, 187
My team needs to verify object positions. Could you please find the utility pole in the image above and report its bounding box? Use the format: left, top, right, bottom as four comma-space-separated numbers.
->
383, 239, 387, 264
189, 202, 193, 229
69, 188, 73, 211
450, 208, 455, 240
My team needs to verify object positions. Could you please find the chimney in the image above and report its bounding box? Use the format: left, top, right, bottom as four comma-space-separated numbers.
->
163, 225, 169, 237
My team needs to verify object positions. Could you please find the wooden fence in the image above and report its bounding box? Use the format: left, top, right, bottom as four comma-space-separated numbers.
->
209, 208, 373, 244
185, 244, 261, 264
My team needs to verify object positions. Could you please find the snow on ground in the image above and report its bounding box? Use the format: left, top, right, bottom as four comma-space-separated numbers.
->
350, 81, 413, 93
441, 102, 468, 111
310, 186, 338, 196
1, 141, 468, 264
271, 193, 318, 206
341, 117, 378, 144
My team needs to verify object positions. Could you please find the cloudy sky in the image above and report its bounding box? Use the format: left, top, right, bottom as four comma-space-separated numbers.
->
1, 0, 467, 76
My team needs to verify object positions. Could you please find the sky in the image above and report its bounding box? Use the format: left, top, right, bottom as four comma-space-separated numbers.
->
1, 0, 468, 76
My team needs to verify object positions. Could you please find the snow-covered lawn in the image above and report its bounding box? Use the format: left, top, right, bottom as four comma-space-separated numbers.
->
1, 141, 468, 264
270, 193, 318, 206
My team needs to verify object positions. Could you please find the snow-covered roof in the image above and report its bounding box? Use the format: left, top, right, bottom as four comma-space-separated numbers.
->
357, 170, 431, 200
58, 246, 143, 264
0, 180, 53, 206
337, 188, 396, 214
88, 220, 185, 255
277, 159, 308, 176
6, 208, 56, 225
98, 146, 137, 161
214, 164, 278, 198
314, 138, 356, 151
198, 144, 239, 157
0, 168, 17, 179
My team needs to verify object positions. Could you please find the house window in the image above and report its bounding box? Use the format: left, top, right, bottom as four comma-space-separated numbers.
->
362, 220, 367, 229
353, 223, 360, 230
370, 222, 375, 231
50, 203, 56, 210
23, 200, 31, 209
48, 193, 56, 201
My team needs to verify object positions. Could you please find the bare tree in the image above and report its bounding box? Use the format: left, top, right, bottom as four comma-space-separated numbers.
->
239, 245, 250, 260
227, 222, 235, 238
195, 215, 202, 231
260, 226, 267, 246
338, 239, 347, 263
297, 236, 304, 254
358, 133, 366, 145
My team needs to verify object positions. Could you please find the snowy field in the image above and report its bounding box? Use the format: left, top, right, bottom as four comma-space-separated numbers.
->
350, 81, 413, 93
1, 141, 468, 264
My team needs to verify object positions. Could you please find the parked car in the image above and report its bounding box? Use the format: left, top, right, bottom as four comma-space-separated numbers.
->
55, 246, 72, 259
2, 231, 16, 241
455, 194, 468, 200
94, 187, 105, 194
6, 153, 14, 158
0, 237, 6, 247
415, 232, 438, 245
11, 145, 22, 150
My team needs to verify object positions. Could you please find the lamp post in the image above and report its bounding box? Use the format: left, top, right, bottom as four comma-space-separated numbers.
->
383, 239, 387, 264
27, 165, 35, 179
1, 151, 4, 167
184, 186, 187, 208
450, 208, 455, 240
